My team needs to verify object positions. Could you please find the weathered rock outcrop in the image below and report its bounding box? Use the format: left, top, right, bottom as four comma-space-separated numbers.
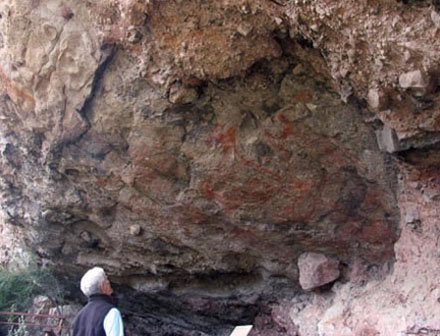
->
1, 0, 440, 335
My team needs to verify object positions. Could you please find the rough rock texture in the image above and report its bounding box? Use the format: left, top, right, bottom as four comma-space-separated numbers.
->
1, 0, 440, 335
289, 162, 440, 336
297, 252, 340, 291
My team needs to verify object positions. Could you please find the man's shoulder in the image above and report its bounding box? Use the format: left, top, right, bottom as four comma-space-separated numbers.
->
106, 307, 121, 315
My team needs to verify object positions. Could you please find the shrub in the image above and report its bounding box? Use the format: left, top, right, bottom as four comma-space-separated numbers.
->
0, 267, 61, 312
0, 267, 63, 335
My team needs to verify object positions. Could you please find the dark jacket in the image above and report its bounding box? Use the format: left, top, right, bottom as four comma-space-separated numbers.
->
73, 294, 115, 336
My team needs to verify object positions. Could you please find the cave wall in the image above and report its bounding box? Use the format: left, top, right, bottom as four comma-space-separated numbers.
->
0, 0, 439, 335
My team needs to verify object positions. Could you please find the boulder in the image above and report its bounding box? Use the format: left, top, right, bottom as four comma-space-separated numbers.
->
298, 252, 340, 291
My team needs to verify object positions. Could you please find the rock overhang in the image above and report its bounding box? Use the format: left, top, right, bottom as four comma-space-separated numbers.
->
3, 0, 440, 334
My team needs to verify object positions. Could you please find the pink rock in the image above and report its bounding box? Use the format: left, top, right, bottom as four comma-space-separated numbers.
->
367, 88, 388, 110
399, 70, 428, 89
298, 252, 340, 291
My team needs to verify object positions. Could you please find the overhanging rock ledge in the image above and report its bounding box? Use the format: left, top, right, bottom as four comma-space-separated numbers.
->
1, 0, 440, 335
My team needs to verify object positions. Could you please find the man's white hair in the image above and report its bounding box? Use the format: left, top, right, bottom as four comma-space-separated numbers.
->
80, 267, 107, 297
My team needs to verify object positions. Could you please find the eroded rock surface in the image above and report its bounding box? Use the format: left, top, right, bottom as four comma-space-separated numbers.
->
1, 0, 440, 335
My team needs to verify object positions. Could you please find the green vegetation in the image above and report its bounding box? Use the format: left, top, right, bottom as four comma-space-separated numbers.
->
0, 267, 61, 312
0, 266, 64, 336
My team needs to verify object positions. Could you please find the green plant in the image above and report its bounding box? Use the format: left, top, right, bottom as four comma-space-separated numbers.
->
0, 266, 64, 336
0, 267, 60, 312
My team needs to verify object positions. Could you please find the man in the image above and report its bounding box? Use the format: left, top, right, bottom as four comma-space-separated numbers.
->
73, 267, 124, 336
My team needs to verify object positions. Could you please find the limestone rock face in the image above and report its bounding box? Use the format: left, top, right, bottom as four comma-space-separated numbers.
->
0, 0, 439, 335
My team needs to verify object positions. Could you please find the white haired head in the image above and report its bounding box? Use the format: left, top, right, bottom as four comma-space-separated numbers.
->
80, 267, 107, 297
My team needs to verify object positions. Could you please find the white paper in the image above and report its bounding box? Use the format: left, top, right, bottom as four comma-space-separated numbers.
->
229, 325, 253, 336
